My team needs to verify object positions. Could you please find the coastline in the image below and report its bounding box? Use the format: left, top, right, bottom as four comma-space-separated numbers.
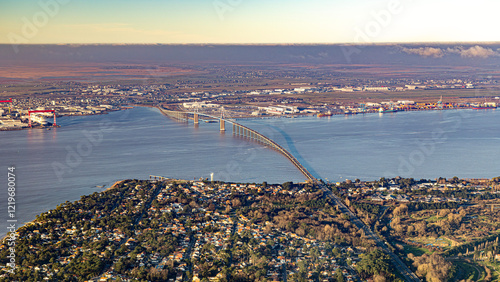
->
1, 179, 128, 242
155, 104, 493, 123
0, 108, 125, 132
106, 180, 127, 191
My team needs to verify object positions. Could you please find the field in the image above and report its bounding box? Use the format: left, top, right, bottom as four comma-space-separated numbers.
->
408, 236, 459, 250
403, 245, 432, 256
0, 63, 202, 84
2, 60, 499, 104
450, 259, 486, 281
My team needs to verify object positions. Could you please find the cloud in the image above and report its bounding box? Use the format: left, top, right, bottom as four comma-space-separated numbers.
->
447, 45, 498, 58
401, 47, 444, 58
399, 45, 500, 59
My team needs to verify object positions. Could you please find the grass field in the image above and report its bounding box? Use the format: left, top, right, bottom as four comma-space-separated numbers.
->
425, 215, 442, 222
480, 260, 500, 281
452, 260, 485, 281
403, 245, 432, 256
409, 236, 457, 249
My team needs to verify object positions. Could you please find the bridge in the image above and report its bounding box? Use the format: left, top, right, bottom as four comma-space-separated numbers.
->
158, 106, 420, 282
158, 107, 315, 182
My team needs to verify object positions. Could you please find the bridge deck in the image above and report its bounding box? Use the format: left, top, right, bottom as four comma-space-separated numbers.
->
158, 107, 315, 182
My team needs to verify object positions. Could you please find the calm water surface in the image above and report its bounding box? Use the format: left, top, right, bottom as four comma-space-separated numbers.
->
242, 109, 500, 182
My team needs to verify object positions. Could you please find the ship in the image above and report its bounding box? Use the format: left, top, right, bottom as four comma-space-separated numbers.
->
317, 111, 333, 117
30, 114, 51, 125
379, 107, 398, 113
472, 105, 497, 110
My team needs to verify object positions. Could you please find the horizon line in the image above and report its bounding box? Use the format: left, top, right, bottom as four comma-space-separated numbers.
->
2, 41, 500, 47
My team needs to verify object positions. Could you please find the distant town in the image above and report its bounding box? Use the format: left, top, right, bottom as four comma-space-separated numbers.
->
1, 77, 499, 130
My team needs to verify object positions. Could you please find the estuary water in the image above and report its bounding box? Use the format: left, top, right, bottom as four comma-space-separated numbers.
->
242, 109, 500, 182
1, 106, 500, 237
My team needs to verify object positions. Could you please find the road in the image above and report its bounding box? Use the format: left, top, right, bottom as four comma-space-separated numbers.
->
317, 183, 421, 282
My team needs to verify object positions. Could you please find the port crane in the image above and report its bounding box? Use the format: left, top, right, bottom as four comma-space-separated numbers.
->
28, 110, 57, 127
437, 95, 443, 109
0, 99, 12, 114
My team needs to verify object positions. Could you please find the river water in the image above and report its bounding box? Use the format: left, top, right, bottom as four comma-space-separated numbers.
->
1, 106, 499, 237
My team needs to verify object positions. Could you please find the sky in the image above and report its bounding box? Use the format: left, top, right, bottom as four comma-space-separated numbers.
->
0, 0, 499, 44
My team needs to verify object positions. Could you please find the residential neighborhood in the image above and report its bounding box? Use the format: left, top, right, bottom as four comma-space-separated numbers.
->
2, 176, 500, 281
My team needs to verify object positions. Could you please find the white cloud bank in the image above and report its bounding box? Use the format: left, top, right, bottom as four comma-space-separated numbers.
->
401, 47, 444, 58
401, 45, 499, 58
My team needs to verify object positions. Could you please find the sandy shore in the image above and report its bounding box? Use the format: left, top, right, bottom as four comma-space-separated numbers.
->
106, 180, 127, 191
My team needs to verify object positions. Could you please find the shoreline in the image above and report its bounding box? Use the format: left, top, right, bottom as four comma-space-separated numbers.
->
155, 104, 496, 123
1, 179, 129, 242
1, 105, 495, 133
106, 180, 127, 191
0, 108, 125, 132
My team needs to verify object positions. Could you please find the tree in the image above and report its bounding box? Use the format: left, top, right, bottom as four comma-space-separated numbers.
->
332, 247, 341, 258
415, 221, 427, 236
334, 268, 345, 282
281, 181, 293, 191
393, 204, 408, 216
356, 249, 394, 279
410, 253, 453, 282
231, 198, 242, 207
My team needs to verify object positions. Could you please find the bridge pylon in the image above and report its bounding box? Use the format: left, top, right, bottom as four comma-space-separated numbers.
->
220, 119, 225, 131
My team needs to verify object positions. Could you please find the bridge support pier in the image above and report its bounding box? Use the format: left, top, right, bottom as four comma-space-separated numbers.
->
220, 120, 225, 131
194, 113, 199, 124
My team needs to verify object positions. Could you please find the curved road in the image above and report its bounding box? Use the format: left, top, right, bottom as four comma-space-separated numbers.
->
317, 182, 420, 282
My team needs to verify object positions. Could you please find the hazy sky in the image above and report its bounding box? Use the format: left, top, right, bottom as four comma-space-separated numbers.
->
1, 0, 499, 44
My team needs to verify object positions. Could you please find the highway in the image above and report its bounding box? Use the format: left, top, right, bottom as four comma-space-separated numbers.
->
317, 182, 420, 282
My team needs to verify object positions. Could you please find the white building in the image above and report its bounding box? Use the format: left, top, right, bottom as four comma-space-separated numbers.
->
183, 102, 220, 109
0, 119, 25, 129
264, 106, 299, 115
364, 86, 390, 92
397, 100, 415, 105
365, 102, 381, 107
